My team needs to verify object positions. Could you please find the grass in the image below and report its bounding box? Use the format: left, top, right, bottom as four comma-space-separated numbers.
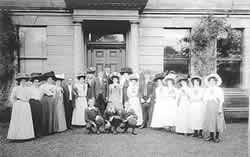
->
0, 123, 247, 157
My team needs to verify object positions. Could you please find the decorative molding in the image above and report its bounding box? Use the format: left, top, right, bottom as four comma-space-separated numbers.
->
73, 9, 139, 22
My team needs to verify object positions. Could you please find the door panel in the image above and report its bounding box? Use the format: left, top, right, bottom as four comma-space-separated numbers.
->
90, 48, 125, 73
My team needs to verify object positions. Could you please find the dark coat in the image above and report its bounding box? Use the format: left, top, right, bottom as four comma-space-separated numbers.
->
62, 84, 77, 107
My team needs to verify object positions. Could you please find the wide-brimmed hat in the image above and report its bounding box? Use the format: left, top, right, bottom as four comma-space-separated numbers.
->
41, 71, 56, 81
205, 73, 222, 86
16, 73, 30, 81
120, 67, 133, 75
177, 74, 189, 83
190, 75, 202, 85
76, 73, 86, 80
164, 73, 177, 82
129, 73, 139, 81
153, 73, 165, 82
30, 73, 42, 82
55, 73, 65, 81
110, 72, 120, 80
87, 67, 96, 74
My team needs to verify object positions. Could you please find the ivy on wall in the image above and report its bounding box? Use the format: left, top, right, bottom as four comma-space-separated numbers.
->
0, 10, 19, 106
181, 15, 235, 77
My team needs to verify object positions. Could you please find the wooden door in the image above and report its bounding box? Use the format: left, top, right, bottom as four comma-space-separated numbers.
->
91, 49, 125, 73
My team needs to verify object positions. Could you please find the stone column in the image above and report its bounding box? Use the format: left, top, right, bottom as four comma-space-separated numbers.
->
242, 28, 250, 90
73, 22, 85, 76
128, 21, 139, 73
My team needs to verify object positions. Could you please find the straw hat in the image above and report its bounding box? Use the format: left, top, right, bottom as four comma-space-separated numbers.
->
15, 73, 30, 81
205, 73, 222, 86
190, 75, 202, 85
30, 73, 42, 82
153, 72, 166, 82
120, 67, 133, 75
76, 72, 86, 80
176, 74, 189, 83
41, 71, 56, 81
87, 67, 96, 74
164, 73, 177, 82
129, 73, 139, 81
110, 72, 120, 80
55, 73, 65, 81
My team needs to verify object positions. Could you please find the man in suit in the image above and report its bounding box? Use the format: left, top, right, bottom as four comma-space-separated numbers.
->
86, 67, 96, 102
63, 78, 77, 129
95, 71, 108, 116
120, 67, 133, 108
139, 70, 156, 128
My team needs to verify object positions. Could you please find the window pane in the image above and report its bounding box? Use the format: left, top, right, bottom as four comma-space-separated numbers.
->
163, 29, 190, 73
217, 60, 241, 88
89, 33, 124, 42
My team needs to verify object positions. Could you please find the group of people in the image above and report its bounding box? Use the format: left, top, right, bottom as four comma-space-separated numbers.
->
7, 65, 226, 143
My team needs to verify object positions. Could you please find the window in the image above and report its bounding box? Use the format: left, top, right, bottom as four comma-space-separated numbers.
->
163, 29, 190, 74
216, 29, 243, 88
18, 27, 47, 73
88, 33, 125, 43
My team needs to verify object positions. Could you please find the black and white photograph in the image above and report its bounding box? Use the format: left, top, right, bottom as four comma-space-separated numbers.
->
0, 0, 248, 157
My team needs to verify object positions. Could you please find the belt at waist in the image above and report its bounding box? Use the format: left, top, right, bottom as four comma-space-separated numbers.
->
16, 98, 28, 102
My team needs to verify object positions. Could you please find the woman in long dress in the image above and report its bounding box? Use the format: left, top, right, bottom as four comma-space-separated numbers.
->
29, 73, 43, 137
189, 76, 205, 138
127, 74, 143, 126
72, 73, 88, 126
175, 77, 192, 135
163, 74, 178, 131
40, 71, 56, 135
53, 74, 67, 132
203, 74, 225, 143
150, 73, 169, 128
7, 73, 35, 140
106, 73, 123, 112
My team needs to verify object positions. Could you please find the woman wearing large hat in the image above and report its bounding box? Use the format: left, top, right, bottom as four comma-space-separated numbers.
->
39, 71, 57, 135
175, 75, 192, 135
106, 72, 123, 112
7, 73, 35, 140
189, 76, 205, 138
29, 73, 44, 137
162, 73, 178, 131
72, 73, 88, 126
126, 74, 143, 126
203, 73, 225, 143
53, 74, 67, 132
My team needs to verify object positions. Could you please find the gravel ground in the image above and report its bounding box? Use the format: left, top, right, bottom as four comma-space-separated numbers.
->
0, 123, 247, 157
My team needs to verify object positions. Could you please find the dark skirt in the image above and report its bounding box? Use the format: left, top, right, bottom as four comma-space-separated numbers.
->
29, 99, 43, 137
40, 95, 55, 135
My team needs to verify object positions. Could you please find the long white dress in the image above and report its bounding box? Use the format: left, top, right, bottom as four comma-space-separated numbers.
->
7, 86, 35, 140
190, 87, 205, 130
175, 87, 192, 134
127, 84, 143, 126
71, 83, 88, 126
164, 87, 178, 127
151, 86, 170, 128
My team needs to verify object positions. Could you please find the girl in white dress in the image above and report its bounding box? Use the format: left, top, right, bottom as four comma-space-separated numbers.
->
175, 77, 192, 135
127, 74, 143, 126
203, 74, 225, 143
150, 73, 169, 128
7, 73, 35, 140
72, 73, 88, 126
163, 75, 178, 131
189, 76, 205, 138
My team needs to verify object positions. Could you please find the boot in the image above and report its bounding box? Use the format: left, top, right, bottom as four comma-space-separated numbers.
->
198, 130, 203, 138
192, 130, 198, 137
214, 132, 220, 143
205, 132, 214, 141
131, 128, 137, 135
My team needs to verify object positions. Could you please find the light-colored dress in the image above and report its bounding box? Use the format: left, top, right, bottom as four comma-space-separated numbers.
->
151, 86, 170, 128
175, 87, 192, 134
107, 84, 123, 111
54, 86, 67, 132
127, 84, 143, 126
190, 87, 205, 130
72, 83, 88, 126
7, 86, 35, 140
203, 86, 226, 133
164, 87, 178, 127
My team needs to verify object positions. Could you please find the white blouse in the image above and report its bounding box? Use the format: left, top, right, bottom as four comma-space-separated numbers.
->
203, 86, 224, 112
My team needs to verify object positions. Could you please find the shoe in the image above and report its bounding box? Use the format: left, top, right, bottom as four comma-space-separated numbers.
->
132, 132, 137, 135
139, 125, 145, 129
205, 137, 214, 141
213, 138, 221, 143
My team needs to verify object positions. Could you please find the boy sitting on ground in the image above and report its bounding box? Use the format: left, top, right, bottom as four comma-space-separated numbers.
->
85, 99, 104, 134
103, 107, 123, 134
120, 108, 138, 135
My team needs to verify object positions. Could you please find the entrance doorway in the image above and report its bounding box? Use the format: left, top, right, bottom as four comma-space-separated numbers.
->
85, 21, 129, 74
